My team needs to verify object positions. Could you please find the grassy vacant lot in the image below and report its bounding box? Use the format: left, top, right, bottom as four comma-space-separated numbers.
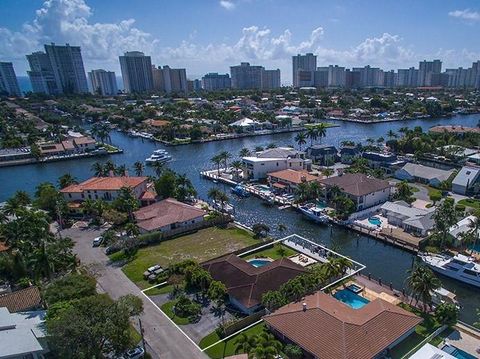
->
459, 198, 480, 210
243, 244, 297, 260
120, 226, 258, 288
199, 322, 266, 358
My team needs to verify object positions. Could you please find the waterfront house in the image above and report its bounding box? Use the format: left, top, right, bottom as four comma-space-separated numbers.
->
340, 145, 361, 164
451, 166, 480, 195
73, 136, 96, 151
306, 145, 338, 165
267, 169, 320, 194
264, 291, 422, 359
60, 176, 149, 202
395, 163, 454, 187
0, 307, 49, 359
133, 198, 206, 234
202, 255, 306, 314
0, 286, 42, 313
320, 173, 391, 211
243, 147, 311, 180
379, 201, 435, 237
448, 215, 478, 247
429, 125, 480, 136
229, 117, 261, 132
0, 148, 32, 162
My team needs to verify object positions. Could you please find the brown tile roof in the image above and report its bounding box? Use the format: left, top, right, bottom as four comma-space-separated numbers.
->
202, 255, 306, 309
61, 140, 75, 150
0, 241, 8, 252
134, 198, 206, 232
320, 173, 390, 196
61, 176, 148, 193
39, 143, 65, 154
268, 169, 319, 185
264, 291, 422, 359
429, 125, 480, 134
73, 136, 96, 145
0, 286, 42, 313
143, 119, 171, 127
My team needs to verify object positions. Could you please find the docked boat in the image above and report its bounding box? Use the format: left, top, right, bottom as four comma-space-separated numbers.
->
212, 200, 234, 214
299, 203, 329, 224
145, 152, 172, 164
418, 253, 480, 288
231, 184, 250, 197
431, 287, 460, 308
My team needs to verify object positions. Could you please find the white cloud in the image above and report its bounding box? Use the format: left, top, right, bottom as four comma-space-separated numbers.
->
219, 0, 236, 11
448, 9, 480, 21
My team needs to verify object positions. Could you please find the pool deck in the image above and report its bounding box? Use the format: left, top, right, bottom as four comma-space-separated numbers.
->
445, 328, 480, 357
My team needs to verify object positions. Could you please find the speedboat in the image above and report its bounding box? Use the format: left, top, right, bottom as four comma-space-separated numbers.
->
145, 153, 172, 164
231, 184, 250, 197
431, 287, 460, 309
418, 253, 480, 288
299, 203, 329, 224
212, 200, 234, 214
153, 149, 168, 155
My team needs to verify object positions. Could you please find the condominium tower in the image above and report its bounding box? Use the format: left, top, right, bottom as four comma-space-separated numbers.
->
292, 53, 317, 87
119, 51, 154, 93
88, 69, 118, 96
0, 62, 21, 97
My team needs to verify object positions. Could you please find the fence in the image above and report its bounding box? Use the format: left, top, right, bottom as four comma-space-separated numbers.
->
348, 203, 383, 221
222, 309, 266, 337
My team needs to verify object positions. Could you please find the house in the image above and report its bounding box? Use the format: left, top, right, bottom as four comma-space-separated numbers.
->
448, 215, 478, 247
0, 307, 49, 359
409, 343, 455, 359
267, 169, 320, 194
60, 176, 149, 202
243, 147, 311, 180
395, 163, 454, 187
202, 254, 306, 314
143, 119, 171, 129
38, 142, 65, 156
133, 198, 206, 234
429, 125, 480, 136
451, 166, 480, 195
0, 286, 42, 313
320, 173, 391, 211
306, 145, 338, 165
264, 290, 422, 359
380, 201, 435, 237
229, 118, 260, 131
73, 136, 96, 151
340, 146, 361, 164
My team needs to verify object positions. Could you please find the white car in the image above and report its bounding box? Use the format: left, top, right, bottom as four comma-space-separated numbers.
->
125, 346, 144, 359
92, 237, 103, 247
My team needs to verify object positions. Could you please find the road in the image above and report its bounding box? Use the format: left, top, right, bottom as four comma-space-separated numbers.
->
63, 227, 207, 359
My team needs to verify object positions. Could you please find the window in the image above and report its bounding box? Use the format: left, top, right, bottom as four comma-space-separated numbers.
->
68, 193, 72, 198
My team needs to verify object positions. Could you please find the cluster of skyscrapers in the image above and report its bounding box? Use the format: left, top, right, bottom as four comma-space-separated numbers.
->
292, 53, 480, 89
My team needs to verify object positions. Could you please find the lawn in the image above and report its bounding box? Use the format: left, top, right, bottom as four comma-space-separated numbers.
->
459, 198, 480, 210
242, 244, 297, 260
160, 301, 190, 325
427, 186, 442, 198
199, 322, 266, 359
304, 122, 339, 129
120, 226, 258, 288
409, 186, 420, 193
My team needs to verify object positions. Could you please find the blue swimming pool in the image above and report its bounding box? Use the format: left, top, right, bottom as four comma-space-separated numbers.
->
368, 216, 382, 226
333, 289, 370, 309
442, 344, 477, 359
248, 259, 272, 268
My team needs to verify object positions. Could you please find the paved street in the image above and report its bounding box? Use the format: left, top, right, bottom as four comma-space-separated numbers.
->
63, 227, 206, 359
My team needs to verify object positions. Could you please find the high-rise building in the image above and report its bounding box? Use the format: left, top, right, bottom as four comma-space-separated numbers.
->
88, 69, 118, 96
151, 65, 187, 94
230, 62, 263, 89
44, 43, 89, 94
383, 70, 395, 88
418, 60, 442, 87
469, 61, 480, 89
292, 53, 317, 87
396, 67, 418, 87
353, 66, 384, 87
327, 65, 346, 87
0, 62, 21, 97
261, 69, 281, 90
314, 67, 329, 88
201, 73, 231, 91
26, 51, 59, 95
119, 51, 154, 93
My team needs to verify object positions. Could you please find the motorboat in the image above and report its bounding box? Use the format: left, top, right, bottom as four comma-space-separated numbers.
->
431, 287, 460, 308
231, 184, 250, 197
212, 200, 234, 214
299, 203, 329, 224
418, 252, 480, 288
153, 149, 168, 155
145, 152, 172, 164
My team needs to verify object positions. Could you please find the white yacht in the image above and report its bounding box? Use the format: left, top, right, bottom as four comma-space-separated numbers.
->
419, 253, 480, 288
299, 203, 329, 224
145, 152, 172, 164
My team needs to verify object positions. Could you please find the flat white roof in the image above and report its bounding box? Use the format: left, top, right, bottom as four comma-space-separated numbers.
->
409, 343, 455, 359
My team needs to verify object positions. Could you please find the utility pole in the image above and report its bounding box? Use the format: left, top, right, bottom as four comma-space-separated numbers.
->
138, 318, 147, 356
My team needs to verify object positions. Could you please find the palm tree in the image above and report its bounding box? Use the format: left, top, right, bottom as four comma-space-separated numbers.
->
306, 127, 318, 146
399, 127, 409, 136
151, 161, 164, 177
254, 146, 264, 153
316, 123, 327, 144
321, 168, 334, 178
406, 265, 441, 312
251, 332, 283, 359
104, 160, 116, 175
266, 143, 277, 149
133, 161, 144, 177
115, 164, 127, 176
58, 173, 78, 189
207, 188, 221, 202
387, 129, 397, 139
125, 222, 140, 237
211, 155, 223, 175
466, 216, 480, 253
91, 162, 105, 177
234, 333, 257, 355
231, 160, 243, 181
219, 151, 232, 171
294, 132, 307, 151
239, 147, 251, 158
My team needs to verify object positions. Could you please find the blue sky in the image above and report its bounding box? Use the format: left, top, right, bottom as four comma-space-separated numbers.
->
1, 0, 479, 84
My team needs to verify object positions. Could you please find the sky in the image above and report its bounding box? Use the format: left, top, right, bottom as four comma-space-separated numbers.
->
1, 0, 480, 84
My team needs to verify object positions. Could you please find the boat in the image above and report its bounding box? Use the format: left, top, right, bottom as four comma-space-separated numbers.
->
299, 203, 329, 224
212, 200, 234, 214
231, 184, 250, 197
431, 287, 460, 308
153, 149, 168, 155
418, 253, 480, 288
145, 153, 172, 164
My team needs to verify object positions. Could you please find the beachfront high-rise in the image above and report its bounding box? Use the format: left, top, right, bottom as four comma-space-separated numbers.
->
201, 73, 231, 91
119, 51, 154, 93
292, 53, 317, 87
230, 62, 281, 90
88, 69, 118, 96
152, 65, 187, 94
418, 59, 442, 87
0, 62, 21, 97
26, 51, 59, 95
44, 43, 89, 94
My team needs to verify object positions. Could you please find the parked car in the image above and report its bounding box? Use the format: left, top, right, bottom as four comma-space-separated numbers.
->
143, 264, 164, 280
92, 237, 103, 247
125, 346, 144, 359
105, 245, 121, 255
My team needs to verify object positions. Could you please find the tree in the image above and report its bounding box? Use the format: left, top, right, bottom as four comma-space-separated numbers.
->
433, 198, 457, 249
231, 160, 243, 181
239, 147, 251, 158
44, 273, 96, 305
34, 182, 62, 213
321, 167, 334, 178
133, 161, 144, 177
261, 290, 287, 312
284, 344, 303, 359
429, 191, 442, 205
91, 162, 106, 177
435, 302, 459, 327
394, 181, 415, 204
306, 127, 318, 146
151, 161, 164, 177
58, 173, 78, 189
211, 154, 223, 175
155, 170, 177, 199
252, 223, 270, 238
125, 222, 140, 237
207, 280, 227, 304
113, 187, 139, 220
406, 265, 441, 312
294, 132, 307, 150
266, 143, 277, 149
251, 331, 283, 359
234, 333, 257, 355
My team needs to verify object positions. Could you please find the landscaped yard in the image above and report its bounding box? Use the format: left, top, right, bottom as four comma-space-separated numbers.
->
243, 243, 297, 260
199, 322, 266, 359
160, 301, 190, 325
458, 198, 480, 210
119, 226, 258, 288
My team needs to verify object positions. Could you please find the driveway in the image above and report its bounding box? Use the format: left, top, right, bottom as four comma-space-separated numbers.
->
63, 227, 206, 359
409, 183, 430, 201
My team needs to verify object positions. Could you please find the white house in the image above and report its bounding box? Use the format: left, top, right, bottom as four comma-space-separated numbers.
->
451, 166, 480, 195
380, 201, 435, 237
448, 215, 478, 247
395, 163, 454, 187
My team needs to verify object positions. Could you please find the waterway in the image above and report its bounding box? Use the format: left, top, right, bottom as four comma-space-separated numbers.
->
1, 114, 479, 323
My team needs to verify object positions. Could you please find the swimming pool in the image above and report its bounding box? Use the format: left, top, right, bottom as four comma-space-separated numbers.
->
368, 216, 382, 226
247, 258, 272, 268
333, 289, 370, 309
442, 344, 477, 359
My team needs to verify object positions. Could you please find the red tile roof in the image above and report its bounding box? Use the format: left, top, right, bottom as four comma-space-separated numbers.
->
268, 169, 319, 185
264, 291, 422, 359
0, 286, 42, 313
202, 255, 306, 309
320, 173, 390, 196
61, 176, 148, 193
134, 198, 206, 232
73, 136, 96, 145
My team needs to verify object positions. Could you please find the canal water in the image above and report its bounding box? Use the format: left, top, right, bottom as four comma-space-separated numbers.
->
1, 114, 479, 322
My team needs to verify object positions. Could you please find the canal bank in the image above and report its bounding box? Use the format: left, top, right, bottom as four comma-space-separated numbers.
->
0, 114, 479, 324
